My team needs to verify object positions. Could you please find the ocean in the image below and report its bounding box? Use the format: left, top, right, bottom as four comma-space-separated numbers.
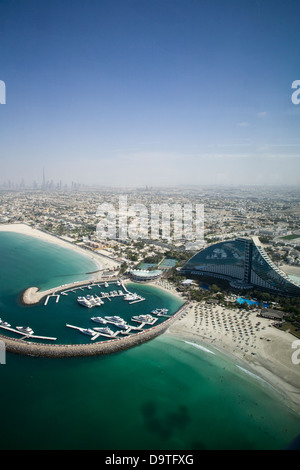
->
0, 232, 299, 450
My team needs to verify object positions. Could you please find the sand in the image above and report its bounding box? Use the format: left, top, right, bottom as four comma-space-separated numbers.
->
153, 280, 300, 414
281, 264, 300, 277
0, 223, 120, 274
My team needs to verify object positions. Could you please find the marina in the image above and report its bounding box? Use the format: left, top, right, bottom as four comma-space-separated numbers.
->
4, 265, 188, 351
22, 279, 184, 345
40, 281, 128, 309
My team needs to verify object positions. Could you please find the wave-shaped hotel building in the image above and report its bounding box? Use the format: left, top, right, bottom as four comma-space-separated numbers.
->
181, 236, 300, 297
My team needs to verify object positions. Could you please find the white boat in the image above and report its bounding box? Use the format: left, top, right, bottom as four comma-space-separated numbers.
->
16, 326, 34, 335
93, 327, 114, 336
123, 293, 140, 301
105, 316, 127, 325
81, 328, 96, 336
94, 296, 104, 305
0, 319, 11, 327
77, 297, 93, 308
132, 314, 155, 324
113, 322, 128, 330
104, 282, 109, 288
91, 317, 107, 324
152, 308, 169, 315
86, 295, 103, 307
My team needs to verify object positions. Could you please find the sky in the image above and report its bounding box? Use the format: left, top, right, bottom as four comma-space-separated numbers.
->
0, 0, 300, 187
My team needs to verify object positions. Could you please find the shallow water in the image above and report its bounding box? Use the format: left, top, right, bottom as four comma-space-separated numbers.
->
0, 232, 299, 450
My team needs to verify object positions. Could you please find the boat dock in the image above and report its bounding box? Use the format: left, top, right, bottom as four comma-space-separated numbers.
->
131, 318, 158, 326
0, 324, 57, 341
129, 298, 146, 305
42, 283, 128, 307
44, 294, 60, 306
66, 324, 119, 341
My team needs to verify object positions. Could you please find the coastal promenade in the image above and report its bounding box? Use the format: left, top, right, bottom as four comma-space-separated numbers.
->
0, 302, 190, 358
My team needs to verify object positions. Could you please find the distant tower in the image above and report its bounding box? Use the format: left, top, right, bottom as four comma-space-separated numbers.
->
42, 168, 46, 189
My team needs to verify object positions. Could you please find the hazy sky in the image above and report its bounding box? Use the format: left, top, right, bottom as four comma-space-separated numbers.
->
0, 0, 300, 187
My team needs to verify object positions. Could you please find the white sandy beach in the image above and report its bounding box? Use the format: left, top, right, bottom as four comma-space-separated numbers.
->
0, 223, 120, 276
154, 279, 300, 414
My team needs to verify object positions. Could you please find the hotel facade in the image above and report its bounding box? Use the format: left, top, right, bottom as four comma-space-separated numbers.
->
181, 237, 300, 297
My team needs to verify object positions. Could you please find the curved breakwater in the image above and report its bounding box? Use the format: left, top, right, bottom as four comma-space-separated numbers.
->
0, 303, 189, 358
21, 280, 104, 306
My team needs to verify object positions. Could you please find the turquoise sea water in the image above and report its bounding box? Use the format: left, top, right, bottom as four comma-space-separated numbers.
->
0, 232, 299, 450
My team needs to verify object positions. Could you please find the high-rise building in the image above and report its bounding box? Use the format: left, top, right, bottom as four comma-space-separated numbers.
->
42, 168, 46, 189
181, 236, 300, 296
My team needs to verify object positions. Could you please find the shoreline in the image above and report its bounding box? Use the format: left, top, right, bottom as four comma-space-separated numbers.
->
0, 223, 120, 280
151, 280, 300, 415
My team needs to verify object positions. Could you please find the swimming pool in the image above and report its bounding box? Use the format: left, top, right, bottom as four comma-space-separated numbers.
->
237, 297, 269, 308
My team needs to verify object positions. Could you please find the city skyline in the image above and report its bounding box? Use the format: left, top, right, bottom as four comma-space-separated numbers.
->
0, 0, 300, 187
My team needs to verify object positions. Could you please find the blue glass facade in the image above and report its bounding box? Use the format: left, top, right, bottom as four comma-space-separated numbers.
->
182, 237, 300, 296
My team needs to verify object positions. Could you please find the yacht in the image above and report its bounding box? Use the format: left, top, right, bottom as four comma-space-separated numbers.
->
104, 282, 109, 288
123, 293, 140, 301
86, 295, 103, 307
16, 326, 34, 335
93, 327, 114, 336
91, 317, 107, 324
132, 314, 155, 324
105, 316, 126, 325
0, 319, 11, 328
94, 296, 104, 305
81, 328, 96, 337
152, 308, 169, 315
113, 322, 128, 330
77, 297, 93, 308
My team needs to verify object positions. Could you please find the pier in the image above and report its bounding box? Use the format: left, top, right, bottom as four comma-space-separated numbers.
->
0, 324, 57, 342
66, 324, 119, 341
129, 298, 146, 305
44, 294, 60, 306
